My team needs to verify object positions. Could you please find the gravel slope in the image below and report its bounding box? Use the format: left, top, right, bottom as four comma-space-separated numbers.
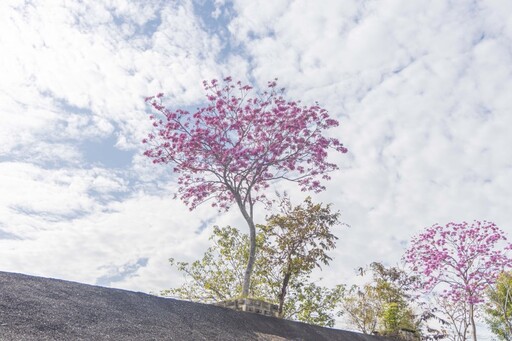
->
0, 271, 392, 341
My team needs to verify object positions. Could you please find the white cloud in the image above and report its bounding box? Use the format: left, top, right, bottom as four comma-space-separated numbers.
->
0, 0, 243, 291
0, 163, 128, 221
227, 1, 512, 334
0, 0, 223, 159
0, 187, 221, 292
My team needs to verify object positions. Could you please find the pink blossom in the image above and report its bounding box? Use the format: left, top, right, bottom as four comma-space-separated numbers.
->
404, 220, 512, 306
142, 77, 347, 211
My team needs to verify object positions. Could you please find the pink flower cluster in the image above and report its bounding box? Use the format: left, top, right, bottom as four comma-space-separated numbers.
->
143, 77, 347, 210
404, 220, 512, 305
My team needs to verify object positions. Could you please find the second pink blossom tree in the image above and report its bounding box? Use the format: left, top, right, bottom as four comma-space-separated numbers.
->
143, 77, 347, 297
404, 220, 512, 341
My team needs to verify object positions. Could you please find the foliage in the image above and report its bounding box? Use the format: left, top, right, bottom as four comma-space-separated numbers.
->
382, 302, 401, 333
340, 262, 420, 338
404, 220, 512, 341
485, 272, 512, 340
340, 282, 382, 334
162, 216, 343, 327
286, 281, 344, 327
161, 226, 270, 301
143, 77, 347, 296
260, 195, 341, 316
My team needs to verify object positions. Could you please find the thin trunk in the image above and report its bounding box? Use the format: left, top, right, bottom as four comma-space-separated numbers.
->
234, 195, 256, 298
278, 272, 291, 317
469, 303, 477, 341
242, 221, 256, 297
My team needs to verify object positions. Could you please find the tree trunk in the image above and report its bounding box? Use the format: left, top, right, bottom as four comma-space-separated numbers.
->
278, 272, 291, 317
241, 219, 256, 297
469, 303, 477, 341
234, 196, 256, 298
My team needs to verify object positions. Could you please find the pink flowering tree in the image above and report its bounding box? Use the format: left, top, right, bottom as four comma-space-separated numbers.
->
404, 220, 512, 341
143, 77, 347, 296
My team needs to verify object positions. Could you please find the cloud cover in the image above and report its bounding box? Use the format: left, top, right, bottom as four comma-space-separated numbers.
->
1, 0, 511, 334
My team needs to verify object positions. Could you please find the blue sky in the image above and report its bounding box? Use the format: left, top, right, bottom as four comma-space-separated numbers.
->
1, 0, 512, 336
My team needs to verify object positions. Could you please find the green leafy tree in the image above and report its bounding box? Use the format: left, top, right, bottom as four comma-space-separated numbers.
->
260, 195, 341, 317
485, 272, 512, 340
162, 197, 344, 327
285, 281, 345, 327
340, 263, 421, 339
161, 226, 271, 301
340, 282, 382, 334
382, 302, 401, 333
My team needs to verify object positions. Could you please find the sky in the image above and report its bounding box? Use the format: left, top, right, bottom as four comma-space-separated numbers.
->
1, 0, 511, 336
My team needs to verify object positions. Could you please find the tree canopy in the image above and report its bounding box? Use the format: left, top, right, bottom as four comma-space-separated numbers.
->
144, 77, 347, 296
260, 195, 341, 316
404, 220, 512, 341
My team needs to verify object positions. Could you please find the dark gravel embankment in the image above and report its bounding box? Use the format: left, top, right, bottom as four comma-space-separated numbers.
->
0, 271, 393, 340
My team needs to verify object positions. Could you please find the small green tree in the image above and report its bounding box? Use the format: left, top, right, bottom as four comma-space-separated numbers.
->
260, 195, 341, 317
340, 263, 420, 338
485, 272, 512, 341
285, 281, 345, 327
382, 302, 401, 333
340, 282, 382, 334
